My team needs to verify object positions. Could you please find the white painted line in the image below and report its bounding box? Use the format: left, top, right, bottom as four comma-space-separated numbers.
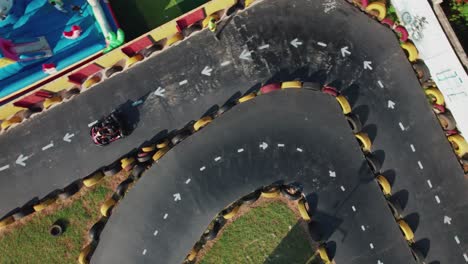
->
142, 249, 147, 255
377, 260, 384, 264
296, 148, 303, 152
329, 171, 336, 177
369, 243, 374, 249
163, 213, 168, 219
377, 80, 384, 88
277, 143, 285, 147
427, 180, 433, 188
88, 120, 98, 127
0, 165, 10, 171
455, 236, 460, 244
153, 230, 158, 236
237, 148, 244, 153
185, 178, 191, 184
340, 186, 346, 192
317, 42, 327, 47
361, 225, 366, 231
418, 161, 424, 169
42, 142, 54, 151
463, 253, 468, 262
435, 195, 441, 204
214, 156, 221, 162
398, 122, 405, 131
258, 44, 270, 50
410, 144, 416, 152
179, 80, 188, 86
200, 166, 206, 171
352, 205, 356, 212
220, 61, 231, 66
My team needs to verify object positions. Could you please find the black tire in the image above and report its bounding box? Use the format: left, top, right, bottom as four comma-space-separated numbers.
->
49, 225, 63, 237
12, 210, 28, 220
137, 155, 152, 163
116, 178, 133, 197
103, 162, 121, 177
410, 246, 425, 264
141, 44, 163, 58
89, 219, 106, 241
412, 60, 430, 83
182, 24, 203, 37
437, 112, 457, 131
365, 153, 381, 174
239, 190, 261, 205
202, 218, 223, 241
302, 82, 322, 91
345, 113, 362, 133
57, 190, 72, 200
105, 65, 123, 78
387, 198, 403, 219
280, 184, 303, 200
170, 130, 191, 146
131, 164, 146, 180
214, 101, 236, 118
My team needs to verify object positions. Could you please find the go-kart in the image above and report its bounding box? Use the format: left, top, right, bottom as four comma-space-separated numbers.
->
90, 110, 127, 146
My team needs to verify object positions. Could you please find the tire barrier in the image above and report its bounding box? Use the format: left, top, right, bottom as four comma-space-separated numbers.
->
192, 116, 213, 132
78, 242, 94, 264
237, 92, 256, 103
33, 197, 57, 212
365, 1, 386, 21
401, 42, 419, 62
316, 244, 332, 264
89, 218, 107, 241
102, 162, 122, 177
376, 175, 392, 196
281, 80, 303, 89
221, 204, 240, 220
437, 112, 457, 131
365, 153, 382, 174
448, 134, 468, 158
130, 164, 146, 180
82, 76, 101, 89
345, 113, 362, 133
355, 132, 372, 153
100, 197, 117, 217
259, 83, 281, 94
239, 190, 261, 205
83, 171, 105, 188
0, 216, 14, 230
425, 87, 445, 105
153, 146, 171, 161
260, 185, 281, 198
335, 95, 352, 114
386, 198, 403, 220
297, 197, 312, 221
280, 184, 303, 200
397, 219, 415, 243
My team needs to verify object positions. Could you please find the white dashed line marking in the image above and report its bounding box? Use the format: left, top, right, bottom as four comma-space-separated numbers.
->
455, 236, 461, 244
237, 148, 244, 153
214, 156, 221, 162
185, 178, 191, 184
398, 122, 405, 131
88, 120, 98, 127
410, 144, 416, 152
163, 213, 168, 219
200, 166, 206, 171
258, 44, 270, 50
369, 243, 374, 249
317, 42, 327, 47
361, 225, 366, 231
277, 143, 285, 147
418, 161, 424, 169
329, 171, 336, 177
220, 61, 231, 66
42, 142, 54, 151
153, 230, 158, 236
0, 165, 10, 171
296, 148, 303, 152
179, 80, 188, 86
377, 80, 384, 88
463, 253, 468, 262
340, 186, 345, 191
435, 195, 441, 204
427, 180, 432, 188
142, 249, 147, 255
352, 205, 356, 212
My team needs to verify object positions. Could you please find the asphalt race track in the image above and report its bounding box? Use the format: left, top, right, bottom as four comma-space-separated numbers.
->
0, 0, 467, 263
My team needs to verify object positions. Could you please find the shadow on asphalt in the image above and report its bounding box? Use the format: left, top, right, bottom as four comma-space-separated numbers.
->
352, 104, 370, 125
414, 238, 431, 258
392, 189, 409, 210
363, 124, 378, 142
404, 212, 420, 233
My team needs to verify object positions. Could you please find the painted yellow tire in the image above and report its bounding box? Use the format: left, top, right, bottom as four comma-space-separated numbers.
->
336, 95, 352, 114
297, 198, 311, 221
0, 116, 22, 130
425, 88, 445, 105
100, 198, 117, 217
365, 1, 387, 21
237, 93, 256, 103
245, 0, 255, 7
156, 139, 170, 149
152, 147, 170, 161
82, 76, 101, 89
43, 96, 63, 109
401, 42, 419, 62
317, 245, 331, 263
398, 219, 415, 242
281, 81, 302, 89
193, 116, 213, 131
121, 157, 135, 169
355, 132, 372, 153
0, 216, 14, 229
141, 145, 156, 152
448, 134, 468, 158
78, 244, 92, 264
33, 198, 56, 212
126, 54, 144, 68
376, 175, 392, 196
222, 205, 240, 220
187, 247, 199, 261
261, 188, 280, 198
202, 14, 220, 28
83, 171, 105, 187
166, 32, 183, 46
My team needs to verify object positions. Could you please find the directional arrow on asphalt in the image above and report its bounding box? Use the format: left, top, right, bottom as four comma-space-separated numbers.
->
63, 133, 75, 143
201, 66, 213, 76
259, 142, 268, 150
377, 260, 384, 264
387, 100, 396, 109
16, 154, 28, 167
363, 61, 373, 70
290, 38, 303, 48
341, 46, 351, 57
173, 193, 181, 202
329, 171, 336, 177
154, 87, 166, 97
239, 49, 253, 61
444, 215, 452, 225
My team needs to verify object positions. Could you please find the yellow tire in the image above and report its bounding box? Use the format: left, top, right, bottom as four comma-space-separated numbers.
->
397, 219, 415, 242
0, 116, 22, 130
317, 245, 331, 263
0, 216, 14, 229
121, 157, 135, 169
297, 198, 311, 221
126, 54, 144, 68
43, 96, 63, 109
193, 116, 213, 131
401, 42, 418, 62
33, 198, 56, 212
78, 244, 92, 264
355, 132, 372, 152
336, 95, 352, 114
237, 93, 256, 103
222, 205, 240, 220
376, 175, 392, 196
82, 76, 101, 89
261, 188, 280, 198
365, 1, 387, 21
187, 247, 199, 261
141, 145, 156, 152
245, 0, 255, 7
281, 81, 302, 89
202, 14, 220, 28
448, 134, 468, 158
166, 32, 183, 46
100, 198, 117, 217
83, 171, 105, 187
425, 88, 445, 105
156, 139, 169, 149
152, 147, 170, 161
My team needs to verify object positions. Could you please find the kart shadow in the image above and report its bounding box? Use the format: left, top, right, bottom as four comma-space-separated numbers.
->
116, 100, 141, 136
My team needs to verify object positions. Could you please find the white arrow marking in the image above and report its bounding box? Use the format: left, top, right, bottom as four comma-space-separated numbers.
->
153, 230, 158, 236
173, 193, 181, 202
341, 46, 351, 57
290, 38, 303, 48
16, 154, 29, 167
0, 165, 10, 171
410, 144, 416, 152
377, 260, 384, 264
455, 236, 460, 244
363, 61, 373, 70
317, 42, 327, 47
418, 161, 423, 169
201, 66, 213, 76
185, 178, 191, 184
463, 253, 468, 262
163, 213, 168, 219
329, 171, 336, 177
369, 243, 374, 249
340, 186, 346, 192
154, 87, 166, 97
361, 225, 366, 231
239, 49, 253, 60
259, 142, 268, 150
352, 205, 356, 212
387, 100, 396, 109
398, 122, 405, 131
427, 180, 432, 188
444, 215, 452, 225
377, 80, 384, 88
258, 44, 269, 50
88, 120, 98, 127
237, 148, 244, 153
435, 195, 441, 204
200, 166, 206, 171
132, 100, 143, 107
42, 142, 54, 151
296, 148, 303, 152
63, 133, 75, 143
179, 80, 188, 86
142, 249, 147, 255
220, 61, 231, 66
277, 143, 285, 147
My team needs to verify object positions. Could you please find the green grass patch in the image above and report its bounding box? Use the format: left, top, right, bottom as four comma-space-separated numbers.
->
199, 201, 316, 264
0, 185, 112, 264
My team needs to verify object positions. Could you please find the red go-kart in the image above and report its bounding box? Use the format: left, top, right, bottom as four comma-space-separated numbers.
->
90, 111, 127, 146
